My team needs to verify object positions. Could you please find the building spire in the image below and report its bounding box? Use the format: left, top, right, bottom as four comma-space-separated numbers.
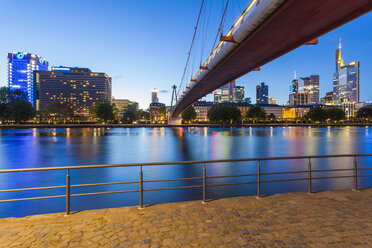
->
294, 70, 297, 80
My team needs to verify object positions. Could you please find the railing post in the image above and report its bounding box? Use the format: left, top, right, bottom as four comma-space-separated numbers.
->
66, 169, 70, 215
202, 163, 207, 204
354, 156, 359, 191
257, 160, 261, 199
308, 158, 313, 195
139, 165, 144, 209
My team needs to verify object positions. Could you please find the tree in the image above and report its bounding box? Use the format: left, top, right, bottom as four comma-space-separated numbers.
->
182, 106, 197, 123
122, 109, 136, 123
135, 109, 150, 120
7, 100, 33, 123
159, 106, 167, 120
246, 106, 266, 119
267, 113, 276, 120
304, 106, 327, 122
92, 100, 116, 122
326, 108, 345, 122
356, 106, 372, 118
0, 87, 9, 119
208, 105, 241, 123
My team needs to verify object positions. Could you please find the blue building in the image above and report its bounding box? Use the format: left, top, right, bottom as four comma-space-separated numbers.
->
7, 52, 48, 107
256, 82, 268, 105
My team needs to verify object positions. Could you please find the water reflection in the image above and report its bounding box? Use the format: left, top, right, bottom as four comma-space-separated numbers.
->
0, 127, 371, 217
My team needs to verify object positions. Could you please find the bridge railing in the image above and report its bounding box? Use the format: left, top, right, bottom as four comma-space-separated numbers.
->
0, 154, 372, 215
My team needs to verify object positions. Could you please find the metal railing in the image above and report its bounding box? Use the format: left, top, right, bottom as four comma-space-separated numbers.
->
0, 154, 372, 215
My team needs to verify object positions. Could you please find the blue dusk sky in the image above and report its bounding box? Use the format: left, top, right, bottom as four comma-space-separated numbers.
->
0, 0, 371, 108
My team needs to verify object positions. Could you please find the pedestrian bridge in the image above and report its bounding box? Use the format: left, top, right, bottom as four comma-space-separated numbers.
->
170, 0, 372, 119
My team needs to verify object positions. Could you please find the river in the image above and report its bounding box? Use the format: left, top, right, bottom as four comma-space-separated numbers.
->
0, 127, 371, 217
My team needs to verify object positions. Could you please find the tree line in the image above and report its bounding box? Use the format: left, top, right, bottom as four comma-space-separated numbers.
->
181, 104, 372, 124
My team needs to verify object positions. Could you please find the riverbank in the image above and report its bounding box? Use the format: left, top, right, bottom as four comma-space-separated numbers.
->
0, 189, 371, 247
0, 123, 371, 129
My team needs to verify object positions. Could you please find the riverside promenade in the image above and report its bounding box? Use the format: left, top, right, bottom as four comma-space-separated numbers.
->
0, 189, 371, 248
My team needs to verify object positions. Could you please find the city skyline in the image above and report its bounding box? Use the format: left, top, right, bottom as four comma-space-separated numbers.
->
0, 1, 371, 109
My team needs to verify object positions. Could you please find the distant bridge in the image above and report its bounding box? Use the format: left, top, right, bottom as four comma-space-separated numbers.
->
170, 0, 372, 120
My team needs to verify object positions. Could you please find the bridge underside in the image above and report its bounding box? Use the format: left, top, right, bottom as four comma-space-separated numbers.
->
172, 0, 372, 117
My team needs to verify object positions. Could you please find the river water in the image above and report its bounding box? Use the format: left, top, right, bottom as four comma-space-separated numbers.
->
0, 127, 371, 217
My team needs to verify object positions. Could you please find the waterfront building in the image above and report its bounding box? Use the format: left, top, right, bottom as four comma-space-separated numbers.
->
193, 101, 214, 122
220, 102, 250, 117
256, 82, 268, 105
112, 99, 138, 116
213, 92, 221, 103
149, 102, 166, 122
245, 97, 252, 104
35, 66, 111, 115
300, 75, 319, 104
342, 101, 356, 118
289, 92, 310, 106
233, 86, 245, 103
283, 107, 310, 119
221, 81, 235, 102
268, 98, 277, 105
261, 104, 283, 119
333, 40, 360, 103
151, 89, 159, 103
8, 52, 48, 107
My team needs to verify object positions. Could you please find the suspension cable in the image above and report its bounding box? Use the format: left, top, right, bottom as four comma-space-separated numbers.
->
209, 0, 229, 55
177, 0, 205, 98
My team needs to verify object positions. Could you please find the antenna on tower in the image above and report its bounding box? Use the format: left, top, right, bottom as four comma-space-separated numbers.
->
294, 70, 297, 80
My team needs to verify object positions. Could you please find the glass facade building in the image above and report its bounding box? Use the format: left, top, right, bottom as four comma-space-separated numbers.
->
256, 82, 268, 105
333, 41, 360, 103
233, 86, 245, 103
34, 66, 111, 115
221, 81, 235, 102
7, 52, 48, 107
300, 75, 319, 104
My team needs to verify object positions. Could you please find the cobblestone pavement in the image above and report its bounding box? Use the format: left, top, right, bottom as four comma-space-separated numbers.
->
0, 189, 372, 247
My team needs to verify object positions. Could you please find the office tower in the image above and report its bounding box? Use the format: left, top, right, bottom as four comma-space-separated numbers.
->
221, 81, 235, 102
333, 40, 359, 103
213, 92, 221, 103
290, 71, 299, 94
8, 52, 48, 107
256, 82, 268, 105
233, 86, 245, 103
300, 75, 319, 104
320, 92, 335, 105
244, 97, 252, 104
35, 66, 111, 115
289, 92, 310, 106
151, 89, 159, 103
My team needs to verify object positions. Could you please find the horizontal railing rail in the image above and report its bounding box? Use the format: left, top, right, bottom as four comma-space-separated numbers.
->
0, 154, 371, 215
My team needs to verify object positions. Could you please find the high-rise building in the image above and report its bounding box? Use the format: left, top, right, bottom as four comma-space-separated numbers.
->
320, 92, 335, 105
300, 75, 319, 104
256, 82, 268, 105
151, 89, 159, 103
35, 66, 111, 115
333, 40, 359, 103
8, 52, 48, 107
233, 86, 245, 103
290, 79, 299, 94
289, 92, 310, 106
221, 81, 235, 102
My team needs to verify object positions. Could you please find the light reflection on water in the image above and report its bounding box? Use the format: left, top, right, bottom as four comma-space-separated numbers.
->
0, 127, 371, 217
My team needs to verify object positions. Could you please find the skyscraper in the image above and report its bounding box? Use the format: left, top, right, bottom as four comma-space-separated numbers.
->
151, 89, 159, 103
35, 66, 111, 115
333, 40, 360, 103
290, 71, 298, 94
8, 52, 48, 107
233, 86, 245, 103
221, 81, 235, 102
300, 75, 319, 104
256, 82, 268, 105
